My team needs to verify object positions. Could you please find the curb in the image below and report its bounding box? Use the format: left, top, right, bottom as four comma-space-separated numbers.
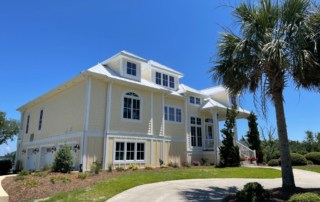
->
0, 174, 16, 202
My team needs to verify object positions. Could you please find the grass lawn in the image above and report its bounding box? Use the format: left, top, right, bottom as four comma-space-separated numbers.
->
43, 167, 280, 202
294, 165, 320, 173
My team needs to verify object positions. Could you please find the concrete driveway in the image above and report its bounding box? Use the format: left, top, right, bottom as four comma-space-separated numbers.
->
107, 168, 320, 202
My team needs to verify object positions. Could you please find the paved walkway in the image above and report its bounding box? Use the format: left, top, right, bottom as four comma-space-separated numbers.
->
107, 168, 320, 202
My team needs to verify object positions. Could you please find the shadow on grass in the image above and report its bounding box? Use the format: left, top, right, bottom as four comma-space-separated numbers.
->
179, 186, 239, 201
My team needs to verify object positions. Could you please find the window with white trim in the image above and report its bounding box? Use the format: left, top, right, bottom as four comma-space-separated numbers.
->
38, 109, 43, 131
190, 116, 202, 147
126, 62, 137, 76
189, 96, 201, 105
155, 72, 175, 89
164, 106, 182, 123
123, 92, 140, 120
169, 76, 175, 88
114, 141, 145, 162
162, 74, 168, 87
26, 114, 30, 134
156, 72, 161, 85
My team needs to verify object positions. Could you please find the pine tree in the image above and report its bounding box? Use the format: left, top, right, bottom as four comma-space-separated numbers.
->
52, 145, 73, 173
246, 112, 263, 163
219, 105, 240, 167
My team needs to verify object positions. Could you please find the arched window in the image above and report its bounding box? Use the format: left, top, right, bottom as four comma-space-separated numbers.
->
123, 92, 140, 120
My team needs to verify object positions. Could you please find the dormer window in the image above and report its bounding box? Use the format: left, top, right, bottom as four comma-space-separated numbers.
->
162, 74, 168, 87
169, 76, 175, 88
154, 71, 175, 89
196, 98, 201, 105
126, 62, 137, 76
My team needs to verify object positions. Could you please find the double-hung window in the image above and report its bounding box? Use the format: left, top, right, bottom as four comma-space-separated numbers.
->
126, 62, 137, 76
190, 116, 202, 147
123, 92, 141, 120
169, 76, 175, 88
38, 110, 43, 131
189, 96, 195, 104
114, 141, 145, 162
190, 96, 201, 105
164, 106, 182, 123
162, 74, 168, 87
156, 72, 162, 85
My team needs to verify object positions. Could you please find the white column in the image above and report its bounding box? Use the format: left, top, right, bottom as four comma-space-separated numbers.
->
81, 76, 91, 172
161, 93, 165, 162
184, 97, 189, 151
212, 110, 220, 165
103, 82, 113, 170
150, 92, 154, 135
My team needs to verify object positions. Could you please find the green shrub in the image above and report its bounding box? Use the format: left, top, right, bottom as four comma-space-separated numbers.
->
305, 152, 320, 165
115, 167, 125, 172
160, 164, 168, 168
268, 159, 280, 166
18, 170, 31, 176
288, 192, 320, 202
50, 175, 71, 184
236, 182, 271, 202
182, 161, 191, 168
272, 150, 281, 159
14, 175, 25, 181
307, 160, 314, 165
145, 165, 154, 170
77, 173, 88, 180
128, 164, 138, 171
0, 159, 12, 175
33, 171, 49, 177
291, 153, 307, 166
168, 162, 179, 168
22, 178, 38, 187
201, 158, 210, 166
91, 161, 102, 174
52, 145, 73, 173
41, 164, 51, 171
107, 164, 112, 172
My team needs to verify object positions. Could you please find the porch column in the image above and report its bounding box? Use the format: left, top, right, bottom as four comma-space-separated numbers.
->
212, 110, 220, 165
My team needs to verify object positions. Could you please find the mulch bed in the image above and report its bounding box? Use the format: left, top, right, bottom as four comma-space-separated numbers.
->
223, 187, 320, 202
1, 167, 184, 202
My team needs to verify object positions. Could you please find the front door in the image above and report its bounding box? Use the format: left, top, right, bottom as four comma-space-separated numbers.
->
26, 149, 36, 170
205, 123, 214, 150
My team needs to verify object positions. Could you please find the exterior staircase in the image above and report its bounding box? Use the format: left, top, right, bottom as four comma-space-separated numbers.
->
236, 141, 257, 166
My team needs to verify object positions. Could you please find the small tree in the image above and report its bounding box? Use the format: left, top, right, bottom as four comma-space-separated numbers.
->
246, 113, 263, 164
219, 105, 240, 167
52, 145, 73, 173
0, 112, 19, 145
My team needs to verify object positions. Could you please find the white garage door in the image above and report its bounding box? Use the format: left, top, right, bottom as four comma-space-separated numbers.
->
25, 149, 36, 170
40, 147, 53, 169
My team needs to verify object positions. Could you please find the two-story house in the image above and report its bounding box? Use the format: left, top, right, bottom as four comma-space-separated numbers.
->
15, 51, 252, 171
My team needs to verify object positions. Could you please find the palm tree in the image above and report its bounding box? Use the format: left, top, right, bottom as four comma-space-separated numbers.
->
211, 0, 320, 189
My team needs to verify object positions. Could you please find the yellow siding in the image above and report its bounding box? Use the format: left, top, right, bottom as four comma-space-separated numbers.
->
109, 84, 151, 134
108, 60, 121, 75
22, 80, 86, 141
86, 136, 104, 169
165, 97, 185, 138
153, 93, 163, 136
141, 68, 151, 81
88, 79, 107, 131
167, 141, 186, 164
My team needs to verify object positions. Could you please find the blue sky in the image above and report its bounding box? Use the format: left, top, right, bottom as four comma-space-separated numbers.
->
0, 0, 319, 155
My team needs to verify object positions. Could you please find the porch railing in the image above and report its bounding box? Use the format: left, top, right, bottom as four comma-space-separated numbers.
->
236, 141, 256, 159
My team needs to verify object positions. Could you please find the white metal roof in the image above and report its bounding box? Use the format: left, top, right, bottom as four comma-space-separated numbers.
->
149, 60, 183, 77
201, 98, 227, 109
178, 84, 205, 96
200, 85, 226, 95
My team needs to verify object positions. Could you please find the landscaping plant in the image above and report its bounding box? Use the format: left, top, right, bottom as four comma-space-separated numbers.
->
219, 105, 240, 167
52, 145, 73, 173
235, 182, 271, 202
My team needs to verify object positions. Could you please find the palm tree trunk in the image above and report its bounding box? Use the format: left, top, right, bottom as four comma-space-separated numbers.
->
273, 90, 296, 189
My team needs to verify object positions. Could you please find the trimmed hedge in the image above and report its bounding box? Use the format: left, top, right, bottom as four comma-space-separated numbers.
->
288, 192, 320, 202
305, 152, 320, 165
236, 182, 271, 202
0, 159, 12, 175
268, 159, 280, 166
291, 153, 307, 166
